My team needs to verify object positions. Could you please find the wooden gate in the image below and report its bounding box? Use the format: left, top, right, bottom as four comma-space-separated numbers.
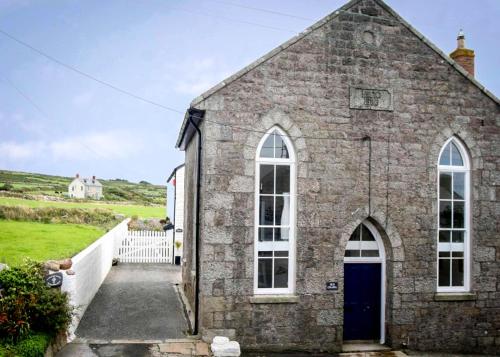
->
118, 230, 172, 263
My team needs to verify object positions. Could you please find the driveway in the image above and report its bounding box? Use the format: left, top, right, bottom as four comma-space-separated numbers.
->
74, 263, 188, 341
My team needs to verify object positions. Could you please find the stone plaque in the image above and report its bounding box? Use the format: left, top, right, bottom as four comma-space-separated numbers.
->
349, 87, 393, 111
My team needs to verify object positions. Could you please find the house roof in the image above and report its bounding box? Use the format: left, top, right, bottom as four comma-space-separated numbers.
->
193, 0, 499, 107
167, 163, 185, 183
175, 0, 499, 149
71, 177, 103, 187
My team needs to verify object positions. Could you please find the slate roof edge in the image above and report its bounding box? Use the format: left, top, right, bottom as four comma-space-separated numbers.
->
167, 163, 185, 183
189, 0, 498, 107
189, 0, 364, 107
374, 0, 499, 105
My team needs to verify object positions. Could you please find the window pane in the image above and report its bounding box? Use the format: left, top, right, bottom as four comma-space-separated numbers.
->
274, 258, 288, 288
349, 226, 361, 241
453, 202, 465, 228
258, 251, 272, 257
259, 196, 274, 225
275, 166, 290, 194
275, 227, 289, 241
452, 231, 464, 243
439, 143, 451, 165
361, 250, 380, 257
439, 172, 452, 199
345, 250, 361, 257
260, 135, 274, 158
452, 251, 464, 257
275, 196, 290, 226
258, 259, 272, 288
260, 165, 274, 194
274, 133, 289, 159
274, 251, 288, 257
451, 142, 464, 166
258, 228, 273, 242
438, 258, 450, 286
439, 251, 451, 257
451, 259, 464, 286
361, 224, 375, 241
439, 201, 452, 228
439, 230, 450, 243
453, 172, 465, 200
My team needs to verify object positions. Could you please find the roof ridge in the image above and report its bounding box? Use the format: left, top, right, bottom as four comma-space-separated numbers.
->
190, 0, 364, 106
189, 0, 498, 107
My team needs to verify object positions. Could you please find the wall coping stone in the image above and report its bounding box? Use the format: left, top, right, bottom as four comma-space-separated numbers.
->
433, 292, 477, 302
249, 295, 299, 304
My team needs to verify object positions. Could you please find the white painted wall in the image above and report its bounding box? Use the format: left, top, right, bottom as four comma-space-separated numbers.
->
68, 178, 85, 199
61, 218, 129, 340
174, 166, 185, 258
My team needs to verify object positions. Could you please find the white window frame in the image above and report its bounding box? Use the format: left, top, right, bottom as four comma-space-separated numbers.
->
343, 220, 386, 344
254, 126, 296, 295
437, 137, 471, 293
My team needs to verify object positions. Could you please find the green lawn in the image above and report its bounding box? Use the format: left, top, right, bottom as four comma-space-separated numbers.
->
0, 197, 165, 218
0, 220, 105, 266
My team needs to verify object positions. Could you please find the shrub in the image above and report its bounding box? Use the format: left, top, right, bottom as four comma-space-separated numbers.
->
0, 260, 72, 343
0, 205, 119, 229
12, 333, 50, 357
0, 184, 13, 192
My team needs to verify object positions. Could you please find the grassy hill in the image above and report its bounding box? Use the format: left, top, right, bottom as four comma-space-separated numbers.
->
0, 170, 166, 205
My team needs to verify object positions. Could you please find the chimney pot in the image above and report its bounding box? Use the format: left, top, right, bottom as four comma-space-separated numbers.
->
449, 29, 475, 77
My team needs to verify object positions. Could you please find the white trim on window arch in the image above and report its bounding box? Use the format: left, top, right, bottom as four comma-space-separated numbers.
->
254, 126, 296, 295
343, 220, 386, 344
437, 136, 471, 293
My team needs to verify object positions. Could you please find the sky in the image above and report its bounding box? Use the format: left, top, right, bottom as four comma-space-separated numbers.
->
1, 0, 499, 186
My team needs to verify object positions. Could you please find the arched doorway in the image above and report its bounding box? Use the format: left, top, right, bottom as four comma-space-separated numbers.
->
343, 220, 386, 344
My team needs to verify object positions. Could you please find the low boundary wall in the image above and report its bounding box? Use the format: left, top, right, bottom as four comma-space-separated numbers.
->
61, 218, 129, 339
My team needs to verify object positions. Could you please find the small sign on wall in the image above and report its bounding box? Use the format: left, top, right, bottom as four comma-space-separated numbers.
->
175, 228, 183, 233
326, 281, 338, 291
45, 272, 63, 288
349, 87, 393, 111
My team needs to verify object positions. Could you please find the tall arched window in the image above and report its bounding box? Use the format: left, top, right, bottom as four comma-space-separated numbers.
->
254, 127, 296, 294
437, 137, 470, 292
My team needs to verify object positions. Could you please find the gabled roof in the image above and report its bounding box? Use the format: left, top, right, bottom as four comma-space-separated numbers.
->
167, 163, 185, 183
190, 0, 498, 107
176, 0, 499, 149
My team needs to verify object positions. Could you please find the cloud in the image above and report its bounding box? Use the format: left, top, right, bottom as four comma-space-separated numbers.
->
0, 130, 142, 162
171, 57, 233, 95
0, 141, 46, 160
50, 131, 141, 160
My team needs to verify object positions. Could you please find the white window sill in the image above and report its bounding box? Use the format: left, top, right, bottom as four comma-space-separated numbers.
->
434, 292, 476, 301
249, 295, 299, 304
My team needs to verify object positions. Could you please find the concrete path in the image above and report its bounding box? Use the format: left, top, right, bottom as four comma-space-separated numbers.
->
74, 264, 188, 341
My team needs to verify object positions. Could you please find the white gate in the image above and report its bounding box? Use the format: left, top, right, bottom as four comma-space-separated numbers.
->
117, 230, 172, 263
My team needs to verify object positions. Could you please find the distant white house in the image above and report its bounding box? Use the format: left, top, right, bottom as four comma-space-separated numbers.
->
68, 174, 103, 199
167, 164, 184, 264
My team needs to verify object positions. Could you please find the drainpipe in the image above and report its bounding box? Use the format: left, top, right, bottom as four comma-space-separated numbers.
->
362, 136, 372, 215
188, 108, 203, 336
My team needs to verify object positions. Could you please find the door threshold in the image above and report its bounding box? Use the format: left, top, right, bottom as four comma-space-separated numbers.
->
342, 342, 391, 352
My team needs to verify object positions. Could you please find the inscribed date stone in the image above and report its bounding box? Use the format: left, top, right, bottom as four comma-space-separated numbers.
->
349, 87, 393, 111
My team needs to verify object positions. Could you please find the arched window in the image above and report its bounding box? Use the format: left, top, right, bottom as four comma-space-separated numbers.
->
254, 127, 295, 294
437, 138, 470, 292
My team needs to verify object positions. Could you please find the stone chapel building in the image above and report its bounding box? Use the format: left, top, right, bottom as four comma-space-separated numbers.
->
175, 0, 499, 353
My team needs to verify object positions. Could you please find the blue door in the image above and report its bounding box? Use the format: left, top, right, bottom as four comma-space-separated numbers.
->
343, 263, 381, 341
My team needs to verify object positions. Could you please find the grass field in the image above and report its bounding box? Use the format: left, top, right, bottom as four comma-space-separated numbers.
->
0, 220, 105, 266
0, 169, 167, 205
0, 197, 165, 218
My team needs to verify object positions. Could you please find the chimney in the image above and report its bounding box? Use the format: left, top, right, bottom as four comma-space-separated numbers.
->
449, 29, 475, 77
76, 173, 79, 178
92, 175, 96, 183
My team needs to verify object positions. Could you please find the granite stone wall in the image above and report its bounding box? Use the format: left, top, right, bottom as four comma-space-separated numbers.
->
185, 0, 499, 353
